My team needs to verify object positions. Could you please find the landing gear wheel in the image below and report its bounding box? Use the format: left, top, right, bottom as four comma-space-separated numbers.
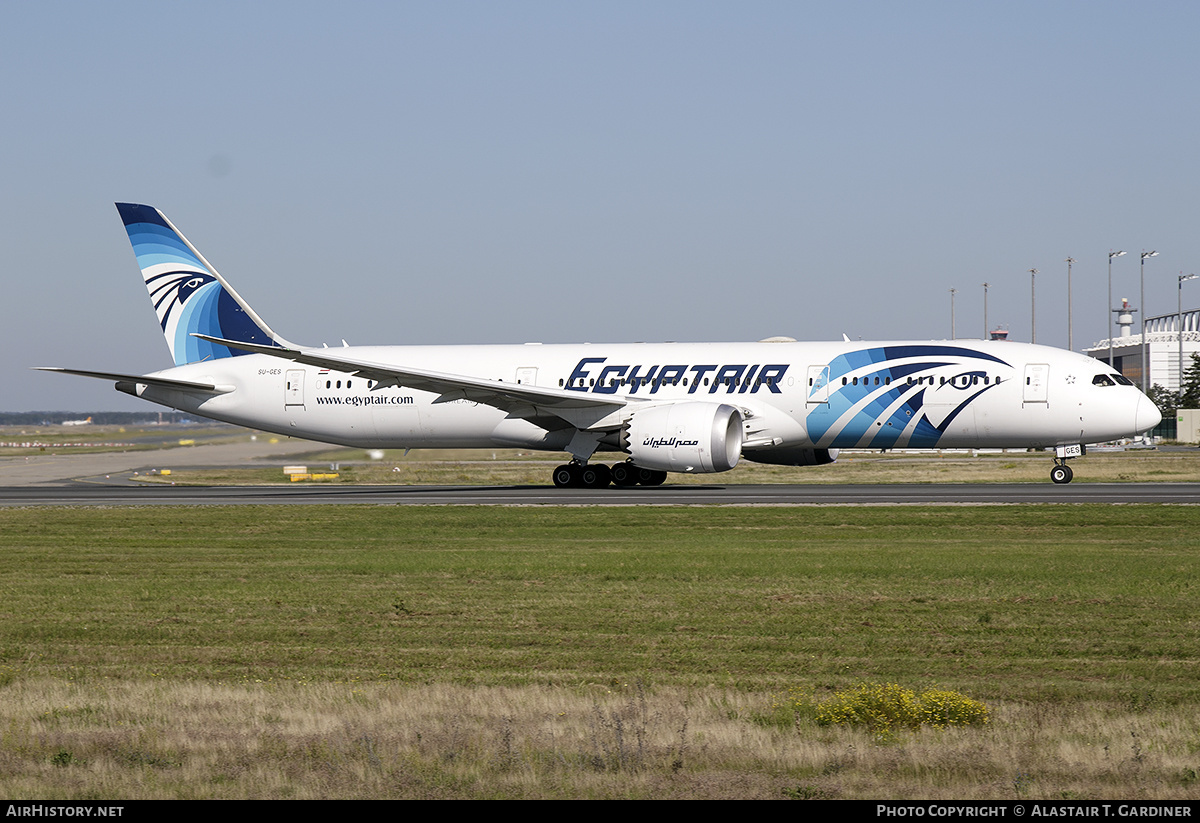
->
579, 464, 611, 488
1050, 464, 1073, 484
610, 463, 637, 486
640, 469, 668, 486
552, 464, 580, 488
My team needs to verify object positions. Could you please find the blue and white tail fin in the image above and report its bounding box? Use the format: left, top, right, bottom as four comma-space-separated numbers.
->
116, 203, 293, 366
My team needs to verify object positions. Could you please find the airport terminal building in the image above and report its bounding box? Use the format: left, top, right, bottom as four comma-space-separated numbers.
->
1085, 307, 1200, 393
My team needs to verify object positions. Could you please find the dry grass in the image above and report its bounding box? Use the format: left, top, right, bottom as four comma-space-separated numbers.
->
5, 421, 1196, 485
145, 447, 1200, 486
4, 678, 1198, 799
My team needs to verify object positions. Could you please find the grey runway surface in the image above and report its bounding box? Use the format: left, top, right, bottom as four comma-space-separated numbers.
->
3, 482, 1198, 506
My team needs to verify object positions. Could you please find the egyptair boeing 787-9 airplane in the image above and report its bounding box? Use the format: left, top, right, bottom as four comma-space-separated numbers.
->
39, 203, 1161, 488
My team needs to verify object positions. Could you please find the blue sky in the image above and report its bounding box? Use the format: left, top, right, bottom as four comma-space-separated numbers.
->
4, 1, 1200, 411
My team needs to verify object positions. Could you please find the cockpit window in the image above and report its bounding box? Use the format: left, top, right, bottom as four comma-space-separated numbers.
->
1092, 374, 1115, 387
1113, 375, 1134, 386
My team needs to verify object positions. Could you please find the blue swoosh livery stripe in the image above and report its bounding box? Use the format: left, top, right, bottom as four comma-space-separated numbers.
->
806, 345, 1012, 448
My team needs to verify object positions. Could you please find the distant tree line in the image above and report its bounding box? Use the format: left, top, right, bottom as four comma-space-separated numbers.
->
0, 411, 195, 426
1148, 352, 1200, 418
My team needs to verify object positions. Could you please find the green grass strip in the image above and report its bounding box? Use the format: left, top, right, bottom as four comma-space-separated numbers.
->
1, 505, 1196, 704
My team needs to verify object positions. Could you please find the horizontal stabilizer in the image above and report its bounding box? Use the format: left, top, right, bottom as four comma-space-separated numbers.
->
33, 367, 232, 394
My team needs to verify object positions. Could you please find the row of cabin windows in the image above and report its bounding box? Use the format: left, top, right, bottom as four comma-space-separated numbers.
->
902, 375, 999, 387
313, 373, 1035, 391
557, 376, 778, 389
807, 375, 1001, 388
312, 371, 1129, 392
324, 379, 367, 389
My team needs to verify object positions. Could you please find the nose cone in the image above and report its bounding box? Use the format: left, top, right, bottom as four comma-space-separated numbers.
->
1135, 393, 1163, 434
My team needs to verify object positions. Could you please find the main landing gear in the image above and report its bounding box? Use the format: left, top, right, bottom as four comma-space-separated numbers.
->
552, 461, 667, 488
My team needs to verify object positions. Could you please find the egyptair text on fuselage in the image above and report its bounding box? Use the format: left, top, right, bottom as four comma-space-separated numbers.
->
565, 357, 789, 395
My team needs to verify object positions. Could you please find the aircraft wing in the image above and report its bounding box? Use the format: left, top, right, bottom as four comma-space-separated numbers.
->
33, 367, 232, 394
191, 334, 632, 426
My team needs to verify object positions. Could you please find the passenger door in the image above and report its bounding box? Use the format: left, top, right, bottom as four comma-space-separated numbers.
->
1023, 364, 1049, 404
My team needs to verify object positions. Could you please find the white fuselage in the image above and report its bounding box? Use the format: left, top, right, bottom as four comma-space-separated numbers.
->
127, 338, 1159, 455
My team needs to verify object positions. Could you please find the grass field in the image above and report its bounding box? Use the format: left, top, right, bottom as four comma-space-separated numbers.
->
1, 504, 1198, 799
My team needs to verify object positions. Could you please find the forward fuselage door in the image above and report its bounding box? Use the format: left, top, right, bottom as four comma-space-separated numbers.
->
1023, 363, 1049, 404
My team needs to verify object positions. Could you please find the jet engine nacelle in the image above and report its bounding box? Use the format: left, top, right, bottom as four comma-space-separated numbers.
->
742, 446, 839, 467
623, 402, 743, 473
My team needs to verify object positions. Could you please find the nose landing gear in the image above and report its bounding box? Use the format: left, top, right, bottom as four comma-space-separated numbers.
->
1050, 462, 1073, 484
1050, 444, 1084, 484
